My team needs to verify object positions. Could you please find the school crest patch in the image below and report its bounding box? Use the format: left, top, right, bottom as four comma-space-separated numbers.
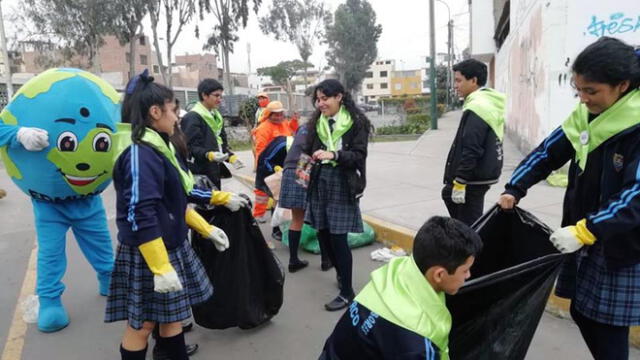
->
613, 153, 624, 172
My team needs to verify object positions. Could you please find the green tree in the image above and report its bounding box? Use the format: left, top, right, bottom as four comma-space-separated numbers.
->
147, 0, 202, 87
258, 60, 311, 111
324, 0, 382, 93
203, 0, 262, 95
259, 0, 330, 89
111, 0, 149, 80
20, 0, 116, 72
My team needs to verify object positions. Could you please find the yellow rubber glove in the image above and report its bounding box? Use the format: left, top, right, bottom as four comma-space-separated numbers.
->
550, 219, 596, 253
452, 180, 466, 204
274, 165, 283, 173
228, 154, 245, 169
206, 151, 229, 163
138, 238, 183, 293
210, 191, 249, 211
185, 208, 229, 251
211, 190, 231, 205
267, 197, 276, 210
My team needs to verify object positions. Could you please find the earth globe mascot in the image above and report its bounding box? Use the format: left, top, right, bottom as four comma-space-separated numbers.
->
0, 68, 120, 332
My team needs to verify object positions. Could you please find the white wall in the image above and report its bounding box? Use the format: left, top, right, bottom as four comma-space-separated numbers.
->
470, 0, 496, 61
493, 0, 640, 152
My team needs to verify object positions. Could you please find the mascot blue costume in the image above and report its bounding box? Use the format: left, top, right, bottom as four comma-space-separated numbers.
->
0, 68, 120, 332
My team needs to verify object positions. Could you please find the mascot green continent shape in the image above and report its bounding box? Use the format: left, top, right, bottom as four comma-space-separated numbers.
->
0, 68, 120, 332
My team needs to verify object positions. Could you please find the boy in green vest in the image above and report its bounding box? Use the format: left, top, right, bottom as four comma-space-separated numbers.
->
319, 216, 482, 360
443, 59, 506, 226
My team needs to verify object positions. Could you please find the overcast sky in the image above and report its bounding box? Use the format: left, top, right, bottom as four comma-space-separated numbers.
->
3, 0, 470, 74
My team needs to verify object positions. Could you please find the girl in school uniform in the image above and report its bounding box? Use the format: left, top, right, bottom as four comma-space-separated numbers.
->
105, 72, 228, 359
302, 79, 372, 311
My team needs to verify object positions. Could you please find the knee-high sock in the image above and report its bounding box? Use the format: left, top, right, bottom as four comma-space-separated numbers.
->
331, 233, 353, 298
156, 332, 188, 360
120, 345, 147, 360
318, 229, 336, 266
288, 230, 301, 263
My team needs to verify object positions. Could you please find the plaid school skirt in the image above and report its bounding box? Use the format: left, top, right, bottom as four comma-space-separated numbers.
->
279, 168, 307, 210
105, 240, 213, 330
305, 165, 363, 234
555, 243, 640, 326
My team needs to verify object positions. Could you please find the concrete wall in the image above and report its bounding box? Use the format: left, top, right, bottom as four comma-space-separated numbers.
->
470, 0, 496, 61
492, 0, 640, 153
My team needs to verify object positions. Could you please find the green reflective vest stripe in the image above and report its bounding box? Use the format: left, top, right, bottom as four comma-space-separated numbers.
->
192, 101, 224, 148
562, 89, 640, 171
462, 88, 506, 141
316, 106, 353, 166
114, 123, 195, 194
355, 256, 451, 359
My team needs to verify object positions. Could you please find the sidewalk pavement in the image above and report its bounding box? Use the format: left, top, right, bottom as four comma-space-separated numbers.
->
232, 110, 566, 232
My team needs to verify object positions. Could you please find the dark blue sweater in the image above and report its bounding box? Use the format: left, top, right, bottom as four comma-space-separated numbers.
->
114, 140, 212, 249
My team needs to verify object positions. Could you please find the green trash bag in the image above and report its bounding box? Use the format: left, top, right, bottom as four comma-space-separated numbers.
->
280, 221, 376, 254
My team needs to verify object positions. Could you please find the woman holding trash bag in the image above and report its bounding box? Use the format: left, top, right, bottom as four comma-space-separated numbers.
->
302, 79, 372, 311
498, 37, 640, 360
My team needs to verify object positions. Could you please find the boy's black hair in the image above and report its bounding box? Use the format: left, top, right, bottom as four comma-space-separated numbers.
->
121, 71, 174, 143
197, 78, 224, 101
572, 36, 640, 90
452, 59, 488, 87
413, 216, 483, 274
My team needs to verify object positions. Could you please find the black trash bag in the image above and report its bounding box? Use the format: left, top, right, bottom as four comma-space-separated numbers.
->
446, 205, 566, 360
191, 206, 285, 329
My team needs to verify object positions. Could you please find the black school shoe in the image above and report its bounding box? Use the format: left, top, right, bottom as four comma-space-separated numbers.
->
288, 260, 309, 273
324, 294, 354, 312
321, 260, 333, 271
152, 343, 199, 360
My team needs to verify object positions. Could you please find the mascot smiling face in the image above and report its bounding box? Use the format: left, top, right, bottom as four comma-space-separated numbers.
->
0, 68, 121, 201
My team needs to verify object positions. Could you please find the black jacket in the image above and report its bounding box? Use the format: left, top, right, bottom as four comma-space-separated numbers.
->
505, 122, 640, 267
320, 302, 441, 360
180, 110, 232, 189
443, 110, 503, 185
303, 117, 369, 201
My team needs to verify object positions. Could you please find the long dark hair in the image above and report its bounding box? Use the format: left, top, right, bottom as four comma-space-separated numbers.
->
572, 37, 640, 91
121, 70, 175, 143
170, 98, 190, 160
306, 79, 373, 145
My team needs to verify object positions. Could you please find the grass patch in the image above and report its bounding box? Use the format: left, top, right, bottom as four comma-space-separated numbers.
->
372, 134, 422, 142
228, 139, 253, 152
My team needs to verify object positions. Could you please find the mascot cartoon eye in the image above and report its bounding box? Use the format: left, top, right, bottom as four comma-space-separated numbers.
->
93, 132, 111, 152
57, 131, 78, 152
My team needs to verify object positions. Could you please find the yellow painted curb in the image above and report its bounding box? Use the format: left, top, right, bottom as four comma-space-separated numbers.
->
232, 172, 640, 347
2, 244, 37, 360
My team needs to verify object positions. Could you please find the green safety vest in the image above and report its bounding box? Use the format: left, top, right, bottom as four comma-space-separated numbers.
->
316, 105, 353, 166
562, 89, 640, 171
192, 101, 224, 149
114, 123, 195, 194
355, 256, 452, 359
462, 88, 506, 141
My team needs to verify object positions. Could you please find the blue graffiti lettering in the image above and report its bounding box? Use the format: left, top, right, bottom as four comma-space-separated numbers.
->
586, 13, 640, 38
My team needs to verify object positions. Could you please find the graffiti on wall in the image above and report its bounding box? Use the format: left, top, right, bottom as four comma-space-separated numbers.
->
506, 5, 546, 151
584, 12, 640, 38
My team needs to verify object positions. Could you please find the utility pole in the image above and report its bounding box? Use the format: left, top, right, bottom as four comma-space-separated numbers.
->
429, 0, 437, 130
447, 19, 453, 110
0, 0, 13, 101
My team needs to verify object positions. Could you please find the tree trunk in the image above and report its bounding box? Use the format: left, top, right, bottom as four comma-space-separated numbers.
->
129, 35, 137, 81
286, 79, 294, 113
166, 41, 173, 88
150, 9, 168, 85
223, 45, 233, 95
